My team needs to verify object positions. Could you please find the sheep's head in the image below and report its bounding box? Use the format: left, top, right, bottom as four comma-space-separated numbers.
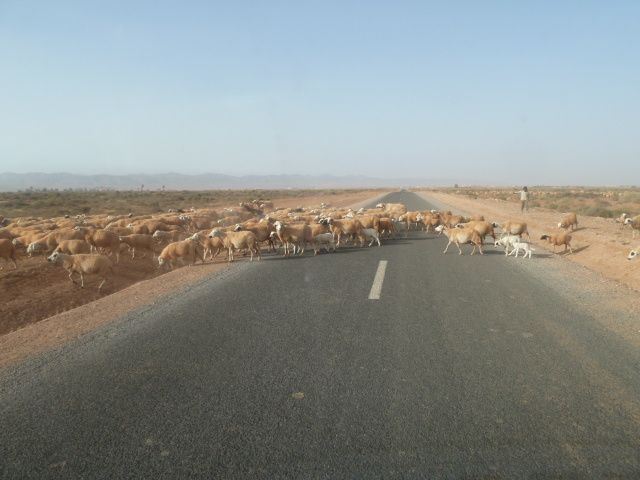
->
12, 238, 22, 247
274, 221, 284, 231
233, 223, 243, 232
157, 257, 166, 267
540, 234, 550, 240
628, 249, 639, 261
434, 225, 445, 233
209, 228, 224, 239
624, 218, 633, 225
376, 203, 384, 208
27, 242, 44, 254
47, 251, 63, 263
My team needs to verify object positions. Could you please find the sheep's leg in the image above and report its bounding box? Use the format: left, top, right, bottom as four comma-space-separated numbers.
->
456, 241, 463, 255
68, 270, 78, 285
98, 278, 106, 291
131, 247, 136, 259
443, 240, 452, 254
256, 245, 262, 260
477, 242, 484, 255
376, 236, 381, 247
79, 272, 85, 288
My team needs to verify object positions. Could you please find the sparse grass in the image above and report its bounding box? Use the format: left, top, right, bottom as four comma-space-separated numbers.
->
428, 186, 640, 219
0, 189, 376, 218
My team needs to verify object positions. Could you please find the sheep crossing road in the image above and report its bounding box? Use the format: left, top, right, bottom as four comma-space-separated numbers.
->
2, 191, 640, 478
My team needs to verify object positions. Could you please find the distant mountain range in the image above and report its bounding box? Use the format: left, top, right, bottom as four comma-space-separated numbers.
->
0, 172, 456, 192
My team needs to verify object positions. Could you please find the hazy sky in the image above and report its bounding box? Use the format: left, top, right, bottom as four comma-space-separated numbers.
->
1, 1, 639, 185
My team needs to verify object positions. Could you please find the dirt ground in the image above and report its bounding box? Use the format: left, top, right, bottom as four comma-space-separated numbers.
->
0, 190, 386, 368
422, 190, 640, 293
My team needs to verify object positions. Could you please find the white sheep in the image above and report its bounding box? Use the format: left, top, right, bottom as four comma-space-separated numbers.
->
313, 233, 336, 254
507, 240, 535, 259
359, 227, 381, 247
624, 216, 640, 238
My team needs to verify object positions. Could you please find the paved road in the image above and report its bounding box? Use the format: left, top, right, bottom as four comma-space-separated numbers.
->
2, 191, 640, 478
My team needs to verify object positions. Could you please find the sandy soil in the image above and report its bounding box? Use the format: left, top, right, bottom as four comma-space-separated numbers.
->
269, 190, 383, 210
422, 191, 640, 293
0, 190, 386, 368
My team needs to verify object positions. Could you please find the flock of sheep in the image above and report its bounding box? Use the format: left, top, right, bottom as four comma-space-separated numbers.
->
1, 199, 639, 292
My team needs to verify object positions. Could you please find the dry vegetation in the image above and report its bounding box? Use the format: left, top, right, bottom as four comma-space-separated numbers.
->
429, 186, 640, 219
0, 188, 383, 218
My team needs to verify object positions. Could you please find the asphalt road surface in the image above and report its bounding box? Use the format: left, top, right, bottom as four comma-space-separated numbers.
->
2, 191, 640, 478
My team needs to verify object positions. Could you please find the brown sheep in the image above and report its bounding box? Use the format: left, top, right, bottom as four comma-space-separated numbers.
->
438, 225, 483, 255
0, 239, 18, 269
208, 228, 261, 262
47, 251, 113, 291
158, 238, 202, 269
152, 229, 185, 244
54, 239, 92, 255
76, 227, 121, 263
558, 212, 578, 230
458, 221, 496, 244
119, 234, 156, 259
325, 218, 363, 247
541, 232, 573, 254
498, 220, 530, 240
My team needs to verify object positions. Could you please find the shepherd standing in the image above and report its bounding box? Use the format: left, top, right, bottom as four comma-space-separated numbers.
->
517, 186, 529, 212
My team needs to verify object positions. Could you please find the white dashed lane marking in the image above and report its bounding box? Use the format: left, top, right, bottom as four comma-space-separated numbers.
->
368, 260, 388, 300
